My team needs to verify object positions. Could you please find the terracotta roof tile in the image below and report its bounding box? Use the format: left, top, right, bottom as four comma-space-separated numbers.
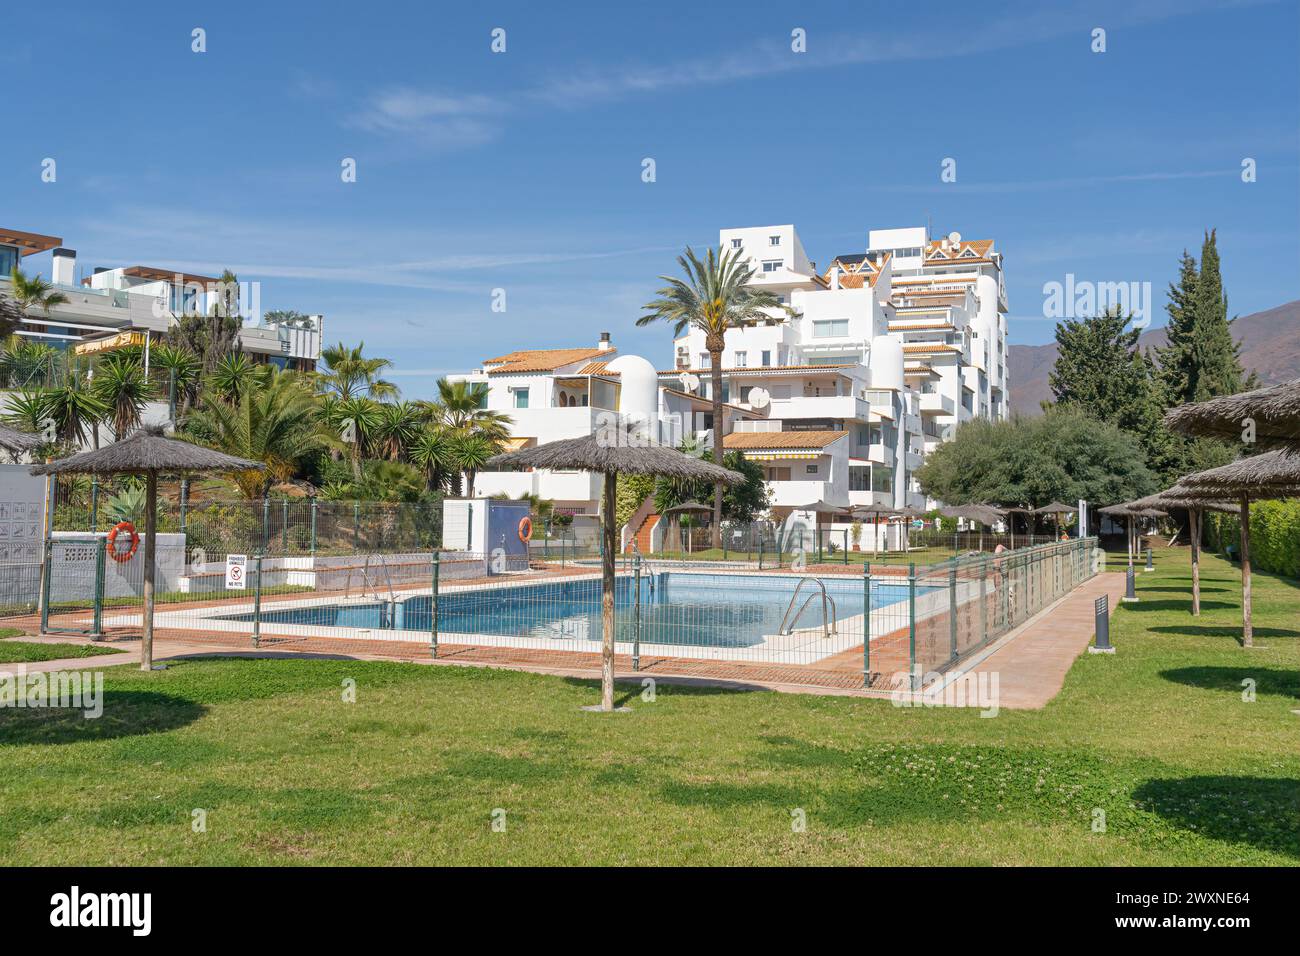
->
484, 347, 614, 374
724, 430, 847, 450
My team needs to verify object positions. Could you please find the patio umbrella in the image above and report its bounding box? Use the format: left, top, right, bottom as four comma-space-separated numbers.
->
1164, 378, 1300, 449
662, 500, 711, 553
1034, 501, 1078, 541
851, 504, 899, 557
895, 505, 925, 553
0, 423, 42, 456
31, 426, 261, 671
1130, 487, 1236, 616
486, 432, 745, 711
940, 504, 1004, 550
1098, 502, 1149, 571
999, 505, 1033, 549
1178, 448, 1300, 646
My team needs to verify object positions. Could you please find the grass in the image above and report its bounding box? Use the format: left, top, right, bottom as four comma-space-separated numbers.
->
0, 627, 127, 663
0, 548, 1296, 865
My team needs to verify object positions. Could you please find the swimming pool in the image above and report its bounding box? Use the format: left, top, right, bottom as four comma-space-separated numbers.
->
216, 571, 927, 653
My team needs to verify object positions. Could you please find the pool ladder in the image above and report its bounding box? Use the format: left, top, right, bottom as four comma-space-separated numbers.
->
778, 577, 838, 638
348, 554, 401, 626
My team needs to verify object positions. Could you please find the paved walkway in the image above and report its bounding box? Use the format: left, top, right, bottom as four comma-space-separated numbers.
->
4, 572, 1127, 707
960, 571, 1127, 708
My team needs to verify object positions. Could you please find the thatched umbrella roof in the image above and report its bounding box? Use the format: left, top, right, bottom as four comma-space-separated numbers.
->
1177, 447, 1300, 497
485, 433, 745, 484
30, 427, 262, 673
662, 499, 712, 514
787, 499, 848, 514
852, 504, 900, 519
1131, 487, 1237, 513
1164, 378, 1300, 449
31, 427, 261, 476
1099, 502, 1145, 517
486, 433, 744, 713
1034, 501, 1077, 515
0, 423, 42, 454
941, 504, 1004, 524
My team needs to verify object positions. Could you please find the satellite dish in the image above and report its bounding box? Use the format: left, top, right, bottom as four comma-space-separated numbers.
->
948, 231, 961, 245
679, 373, 700, 394
748, 386, 770, 409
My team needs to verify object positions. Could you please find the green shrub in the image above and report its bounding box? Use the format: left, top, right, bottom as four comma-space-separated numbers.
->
1206, 499, 1299, 579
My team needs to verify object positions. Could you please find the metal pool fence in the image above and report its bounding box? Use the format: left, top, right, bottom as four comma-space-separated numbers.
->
7, 534, 1096, 692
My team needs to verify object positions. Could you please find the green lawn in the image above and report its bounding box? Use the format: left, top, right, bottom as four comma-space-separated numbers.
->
0, 549, 1296, 865
0, 629, 127, 664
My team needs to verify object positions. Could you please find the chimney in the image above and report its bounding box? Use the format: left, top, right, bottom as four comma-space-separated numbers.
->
598, 331, 612, 351
51, 248, 76, 286
830, 266, 841, 291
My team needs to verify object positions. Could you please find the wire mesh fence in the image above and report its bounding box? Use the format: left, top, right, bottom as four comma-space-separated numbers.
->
4, 523, 1098, 693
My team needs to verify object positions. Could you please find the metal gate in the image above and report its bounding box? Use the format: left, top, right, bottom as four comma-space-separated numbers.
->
39, 536, 107, 638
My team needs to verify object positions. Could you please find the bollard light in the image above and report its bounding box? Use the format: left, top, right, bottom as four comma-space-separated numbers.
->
1144, 547, 1154, 572
1088, 594, 1115, 654
1122, 566, 1138, 603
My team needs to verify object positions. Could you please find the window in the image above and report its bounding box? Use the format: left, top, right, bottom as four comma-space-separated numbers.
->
731, 238, 742, 249
513, 388, 530, 409
765, 466, 792, 482
849, 465, 870, 491
871, 469, 893, 493
699, 352, 710, 368
761, 259, 783, 273
769, 235, 781, 246
856, 425, 870, 444
760, 350, 771, 367
734, 351, 747, 367
0, 245, 18, 279
805, 464, 818, 475
812, 319, 849, 338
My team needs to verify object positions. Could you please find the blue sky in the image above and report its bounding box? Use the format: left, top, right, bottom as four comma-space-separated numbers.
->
3, 0, 1297, 397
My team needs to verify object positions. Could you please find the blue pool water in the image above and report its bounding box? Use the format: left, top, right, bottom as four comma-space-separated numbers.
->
223, 572, 923, 649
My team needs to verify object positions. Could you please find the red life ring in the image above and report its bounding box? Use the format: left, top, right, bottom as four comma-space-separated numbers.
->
518, 516, 533, 542
107, 521, 140, 563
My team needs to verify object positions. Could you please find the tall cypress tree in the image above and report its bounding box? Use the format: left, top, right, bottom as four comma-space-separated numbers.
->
1188, 229, 1246, 400
1156, 249, 1199, 405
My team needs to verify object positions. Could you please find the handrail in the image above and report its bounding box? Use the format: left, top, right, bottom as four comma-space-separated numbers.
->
778, 577, 838, 637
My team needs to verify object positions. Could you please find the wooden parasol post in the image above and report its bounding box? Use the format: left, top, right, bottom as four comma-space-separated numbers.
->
600, 472, 617, 710
1239, 493, 1252, 647
141, 470, 158, 671
1190, 507, 1201, 616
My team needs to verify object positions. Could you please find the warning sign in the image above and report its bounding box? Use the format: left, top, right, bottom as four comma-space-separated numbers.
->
225, 554, 247, 590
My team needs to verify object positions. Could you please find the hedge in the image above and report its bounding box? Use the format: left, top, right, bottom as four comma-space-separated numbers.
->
1206, 498, 1300, 580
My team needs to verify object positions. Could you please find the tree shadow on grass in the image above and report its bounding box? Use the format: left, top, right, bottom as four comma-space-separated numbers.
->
1159, 665, 1300, 702
1132, 776, 1300, 860
560, 675, 769, 709
0, 691, 205, 746
1123, 599, 1237, 613
1149, 624, 1299, 644
1139, 586, 1230, 594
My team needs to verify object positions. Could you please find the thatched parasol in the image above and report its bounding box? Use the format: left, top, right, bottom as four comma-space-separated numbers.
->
939, 504, 1003, 550
1130, 486, 1236, 616
486, 433, 745, 711
0, 423, 43, 455
852, 503, 899, 557
1098, 502, 1154, 570
1164, 378, 1300, 449
662, 500, 712, 554
31, 427, 261, 671
1179, 449, 1300, 646
1033, 501, 1077, 540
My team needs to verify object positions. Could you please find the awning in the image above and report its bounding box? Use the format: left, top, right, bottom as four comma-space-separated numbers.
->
73, 330, 149, 356
501, 436, 536, 452
747, 452, 819, 461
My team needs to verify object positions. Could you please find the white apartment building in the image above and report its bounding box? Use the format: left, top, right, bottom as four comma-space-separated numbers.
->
447, 221, 1010, 524
0, 226, 322, 373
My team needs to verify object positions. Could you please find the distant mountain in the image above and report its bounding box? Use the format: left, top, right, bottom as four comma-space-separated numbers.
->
1008, 300, 1300, 416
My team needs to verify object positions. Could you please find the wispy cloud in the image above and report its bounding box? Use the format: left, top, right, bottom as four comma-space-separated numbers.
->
891, 169, 1242, 195
347, 86, 508, 148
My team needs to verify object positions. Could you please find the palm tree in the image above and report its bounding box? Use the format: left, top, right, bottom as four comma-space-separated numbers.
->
8, 266, 70, 316
637, 246, 793, 546
317, 342, 398, 401
92, 352, 150, 440
208, 352, 259, 402
410, 426, 454, 492
184, 367, 333, 498
451, 431, 497, 499
323, 395, 382, 479
429, 378, 510, 439
150, 344, 202, 417
0, 337, 63, 388
2, 388, 54, 437
371, 401, 427, 461
45, 374, 110, 446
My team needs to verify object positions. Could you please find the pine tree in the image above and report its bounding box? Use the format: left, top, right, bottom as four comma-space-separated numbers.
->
1188, 229, 1246, 400
1156, 249, 1199, 405
1049, 307, 1174, 481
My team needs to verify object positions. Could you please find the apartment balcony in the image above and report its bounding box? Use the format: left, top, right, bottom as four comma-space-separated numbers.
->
848, 489, 895, 509
0, 277, 168, 336
766, 394, 869, 421
905, 451, 924, 471
918, 391, 955, 416
767, 479, 846, 509
858, 443, 894, 467
902, 413, 923, 434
